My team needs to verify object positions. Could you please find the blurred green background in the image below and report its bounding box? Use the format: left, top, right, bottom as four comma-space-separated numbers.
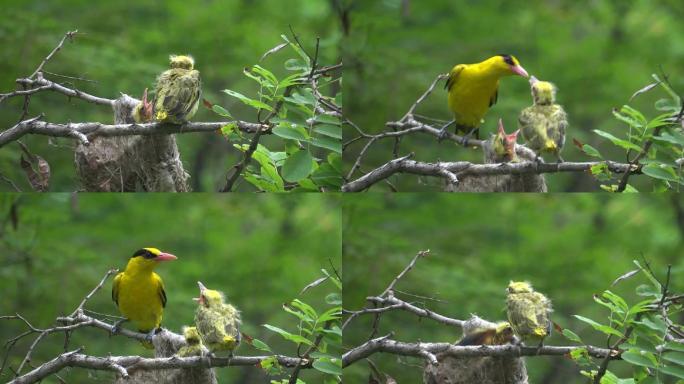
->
0, 0, 341, 192
343, 194, 684, 383
343, 0, 684, 191
0, 193, 341, 383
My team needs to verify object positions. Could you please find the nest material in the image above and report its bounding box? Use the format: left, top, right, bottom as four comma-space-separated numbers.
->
74, 94, 190, 192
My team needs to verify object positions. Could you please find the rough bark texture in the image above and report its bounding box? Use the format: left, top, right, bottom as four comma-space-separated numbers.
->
423, 315, 528, 384
423, 353, 529, 384
113, 329, 217, 384
446, 144, 547, 192
74, 94, 190, 192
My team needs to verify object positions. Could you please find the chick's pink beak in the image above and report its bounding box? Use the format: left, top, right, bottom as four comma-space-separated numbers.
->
510, 65, 529, 78
155, 252, 177, 261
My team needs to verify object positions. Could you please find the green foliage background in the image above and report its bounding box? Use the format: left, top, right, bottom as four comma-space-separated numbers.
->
343, 0, 684, 191
0, 0, 341, 192
342, 194, 684, 383
0, 193, 341, 383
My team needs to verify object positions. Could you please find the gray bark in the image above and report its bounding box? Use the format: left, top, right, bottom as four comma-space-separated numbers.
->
74, 94, 190, 192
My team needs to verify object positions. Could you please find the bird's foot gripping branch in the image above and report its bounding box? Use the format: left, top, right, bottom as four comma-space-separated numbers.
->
342, 249, 683, 383
0, 30, 342, 192
1, 268, 342, 384
343, 72, 683, 192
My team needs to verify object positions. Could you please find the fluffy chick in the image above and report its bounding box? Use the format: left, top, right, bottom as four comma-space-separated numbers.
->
518, 76, 567, 162
194, 281, 241, 355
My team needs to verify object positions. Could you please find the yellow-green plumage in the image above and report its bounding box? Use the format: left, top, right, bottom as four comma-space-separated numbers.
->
176, 326, 205, 357
153, 55, 201, 124
506, 281, 552, 346
194, 281, 241, 354
445, 55, 529, 139
458, 320, 515, 346
518, 76, 567, 162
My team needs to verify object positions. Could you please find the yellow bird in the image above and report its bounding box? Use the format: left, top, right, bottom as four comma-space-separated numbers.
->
153, 55, 201, 124
442, 55, 529, 141
112, 248, 177, 344
518, 76, 568, 162
506, 281, 552, 349
457, 321, 515, 346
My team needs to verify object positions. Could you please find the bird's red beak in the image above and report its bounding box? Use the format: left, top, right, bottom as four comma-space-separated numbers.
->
510, 65, 529, 78
194, 281, 207, 304
154, 252, 177, 261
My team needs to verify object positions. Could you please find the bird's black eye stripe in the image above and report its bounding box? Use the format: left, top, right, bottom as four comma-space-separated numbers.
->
132, 248, 156, 259
499, 54, 514, 66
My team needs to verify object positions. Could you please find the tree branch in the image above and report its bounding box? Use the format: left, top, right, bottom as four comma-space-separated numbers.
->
0, 119, 263, 148
9, 350, 307, 384
342, 337, 613, 368
342, 155, 637, 192
343, 74, 643, 191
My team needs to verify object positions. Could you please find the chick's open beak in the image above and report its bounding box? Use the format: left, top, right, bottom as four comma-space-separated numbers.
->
510, 65, 529, 78
154, 252, 177, 261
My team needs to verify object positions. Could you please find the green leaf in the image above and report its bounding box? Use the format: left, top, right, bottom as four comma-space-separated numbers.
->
621, 349, 658, 369
312, 163, 343, 188
312, 358, 342, 376
325, 292, 342, 305
314, 114, 341, 125
582, 144, 602, 158
284, 58, 309, 72
661, 364, 684, 380
282, 304, 315, 323
282, 150, 314, 182
327, 153, 342, 174
318, 306, 342, 322
314, 124, 342, 139
252, 338, 272, 352
223, 89, 274, 112
663, 352, 684, 366
251, 65, 278, 87
642, 163, 680, 183
310, 136, 342, 154
666, 342, 684, 353
653, 130, 684, 145
573, 315, 624, 338
594, 129, 643, 152
263, 324, 313, 346
291, 299, 318, 320
279, 73, 304, 88
212, 104, 232, 118
562, 329, 583, 343
260, 162, 284, 191
220, 123, 237, 137
273, 123, 309, 141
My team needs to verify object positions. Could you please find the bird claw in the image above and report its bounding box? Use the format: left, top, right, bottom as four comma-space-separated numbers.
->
110, 319, 128, 335
437, 120, 456, 142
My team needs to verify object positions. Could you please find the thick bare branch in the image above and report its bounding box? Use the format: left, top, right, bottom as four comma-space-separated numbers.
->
342, 156, 637, 192
0, 119, 264, 148
9, 351, 307, 384
342, 337, 613, 368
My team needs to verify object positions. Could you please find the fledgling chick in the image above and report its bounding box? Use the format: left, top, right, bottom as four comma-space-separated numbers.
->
457, 316, 515, 346
176, 326, 206, 357
483, 118, 519, 164
153, 55, 201, 124
194, 281, 241, 356
506, 281, 552, 349
132, 88, 153, 123
518, 76, 568, 162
